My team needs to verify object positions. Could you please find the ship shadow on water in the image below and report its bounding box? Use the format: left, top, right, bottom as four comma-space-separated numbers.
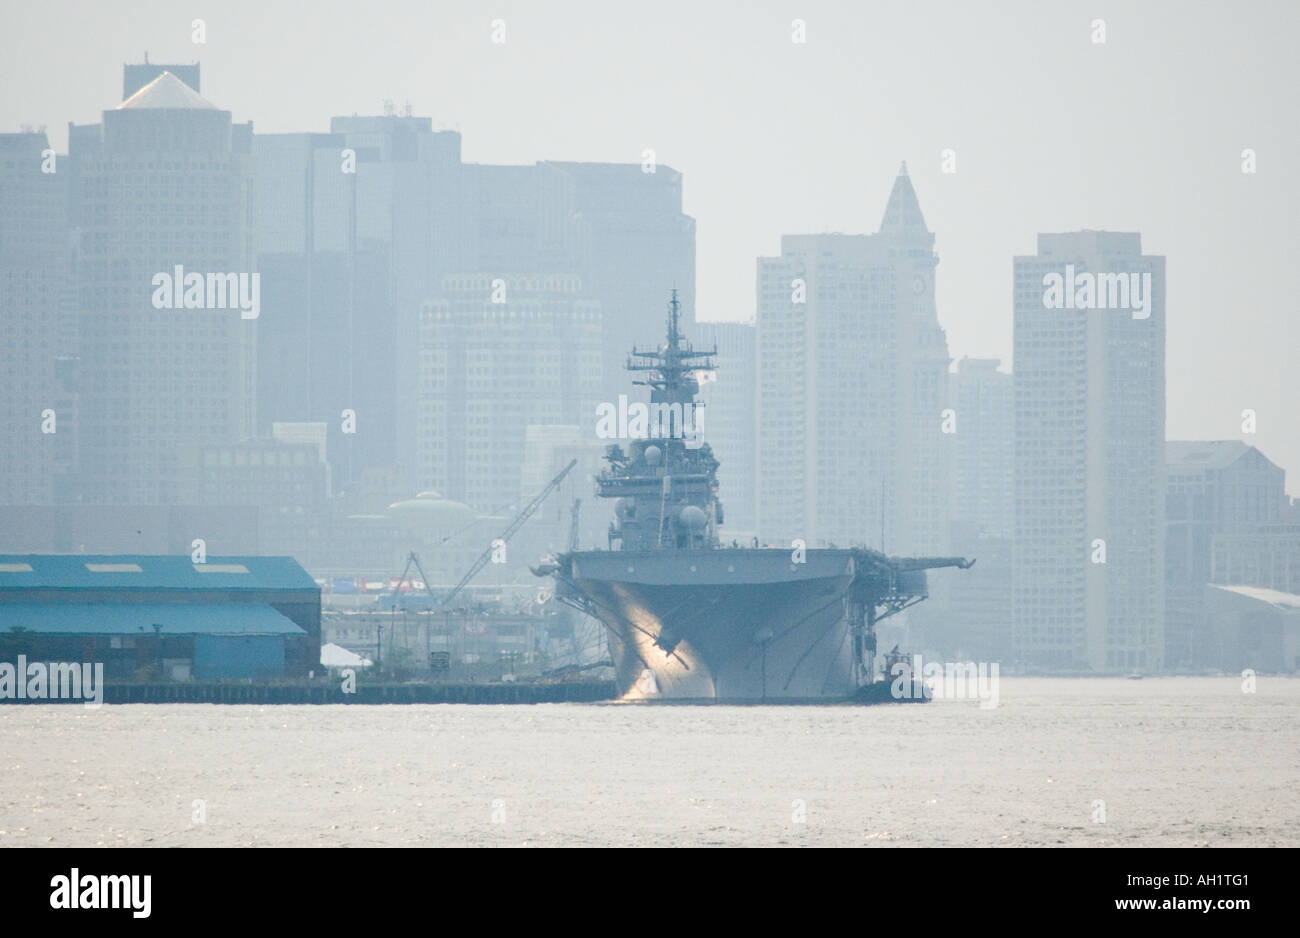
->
604, 697, 920, 706
607, 671, 933, 706
599, 694, 930, 706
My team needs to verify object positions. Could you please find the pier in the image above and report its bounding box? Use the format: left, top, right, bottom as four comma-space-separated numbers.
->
8, 681, 619, 705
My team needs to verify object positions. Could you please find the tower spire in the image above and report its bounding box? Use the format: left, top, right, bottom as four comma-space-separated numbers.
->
879, 161, 929, 236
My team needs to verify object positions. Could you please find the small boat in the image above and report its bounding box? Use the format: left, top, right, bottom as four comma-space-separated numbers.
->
853, 679, 931, 704
852, 647, 931, 703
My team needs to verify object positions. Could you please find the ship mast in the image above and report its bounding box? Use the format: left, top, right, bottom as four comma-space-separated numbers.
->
627, 289, 717, 417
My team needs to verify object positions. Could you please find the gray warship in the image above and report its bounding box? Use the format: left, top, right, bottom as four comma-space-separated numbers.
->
535, 292, 973, 701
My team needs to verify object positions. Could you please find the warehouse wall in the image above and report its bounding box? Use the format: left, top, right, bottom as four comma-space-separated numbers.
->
193, 635, 286, 680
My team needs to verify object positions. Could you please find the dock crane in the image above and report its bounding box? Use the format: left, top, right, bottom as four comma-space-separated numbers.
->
388, 458, 579, 611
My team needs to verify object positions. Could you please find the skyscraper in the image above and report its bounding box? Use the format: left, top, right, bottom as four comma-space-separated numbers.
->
692, 320, 757, 537
917, 357, 1014, 661
543, 162, 695, 397
72, 72, 256, 505
755, 165, 951, 553
416, 274, 601, 513
252, 120, 694, 496
0, 131, 76, 504
1166, 440, 1285, 667
951, 357, 1013, 540
1012, 231, 1166, 670
253, 116, 462, 493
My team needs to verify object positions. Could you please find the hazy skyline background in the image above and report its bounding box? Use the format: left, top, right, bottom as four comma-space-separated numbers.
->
3, 0, 1296, 493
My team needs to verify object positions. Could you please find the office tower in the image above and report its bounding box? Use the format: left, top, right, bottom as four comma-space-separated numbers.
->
71, 72, 256, 505
0, 131, 77, 504
755, 164, 951, 554
1210, 490, 1300, 595
272, 421, 329, 466
951, 357, 1013, 540
543, 162, 695, 396
1013, 231, 1165, 670
417, 274, 601, 514
915, 357, 1015, 660
1212, 522, 1300, 595
254, 116, 463, 493
186, 437, 329, 507
693, 320, 757, 537
253, 118, 693, 497
1166, 441, 1286, 667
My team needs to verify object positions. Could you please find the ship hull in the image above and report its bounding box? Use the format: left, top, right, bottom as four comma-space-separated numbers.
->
562, 549, 863, 701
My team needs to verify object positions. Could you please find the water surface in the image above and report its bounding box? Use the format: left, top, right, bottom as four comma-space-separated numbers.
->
2, 677, 1296, 847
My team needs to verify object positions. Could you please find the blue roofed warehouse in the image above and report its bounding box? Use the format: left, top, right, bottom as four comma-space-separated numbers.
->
0, 555, 321, 681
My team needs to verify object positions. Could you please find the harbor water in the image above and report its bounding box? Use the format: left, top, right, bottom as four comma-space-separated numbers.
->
2, 677, 1297, 847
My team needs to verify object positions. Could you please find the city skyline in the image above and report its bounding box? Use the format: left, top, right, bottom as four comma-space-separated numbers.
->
3, 0, 1295, 494
1, 10, 1297, 679
4, 1, 1300, 867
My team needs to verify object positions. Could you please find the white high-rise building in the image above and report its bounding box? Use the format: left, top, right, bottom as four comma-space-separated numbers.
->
0, 131, 77, 505
755, 165, 951, 554
72, 73, 256, 505
1012, 231, 1166, 671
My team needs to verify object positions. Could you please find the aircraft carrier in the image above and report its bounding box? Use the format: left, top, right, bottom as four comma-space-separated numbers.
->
534, 292, 972, 701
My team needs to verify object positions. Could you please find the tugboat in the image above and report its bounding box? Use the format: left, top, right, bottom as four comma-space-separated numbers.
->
852, 646, 932, 703
535, 291, 973, 701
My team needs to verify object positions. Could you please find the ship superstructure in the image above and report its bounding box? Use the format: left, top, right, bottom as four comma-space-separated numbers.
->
536, 291, 972, 700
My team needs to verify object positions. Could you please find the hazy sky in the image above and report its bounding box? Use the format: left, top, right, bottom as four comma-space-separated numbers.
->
3, 0, 1296, 494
